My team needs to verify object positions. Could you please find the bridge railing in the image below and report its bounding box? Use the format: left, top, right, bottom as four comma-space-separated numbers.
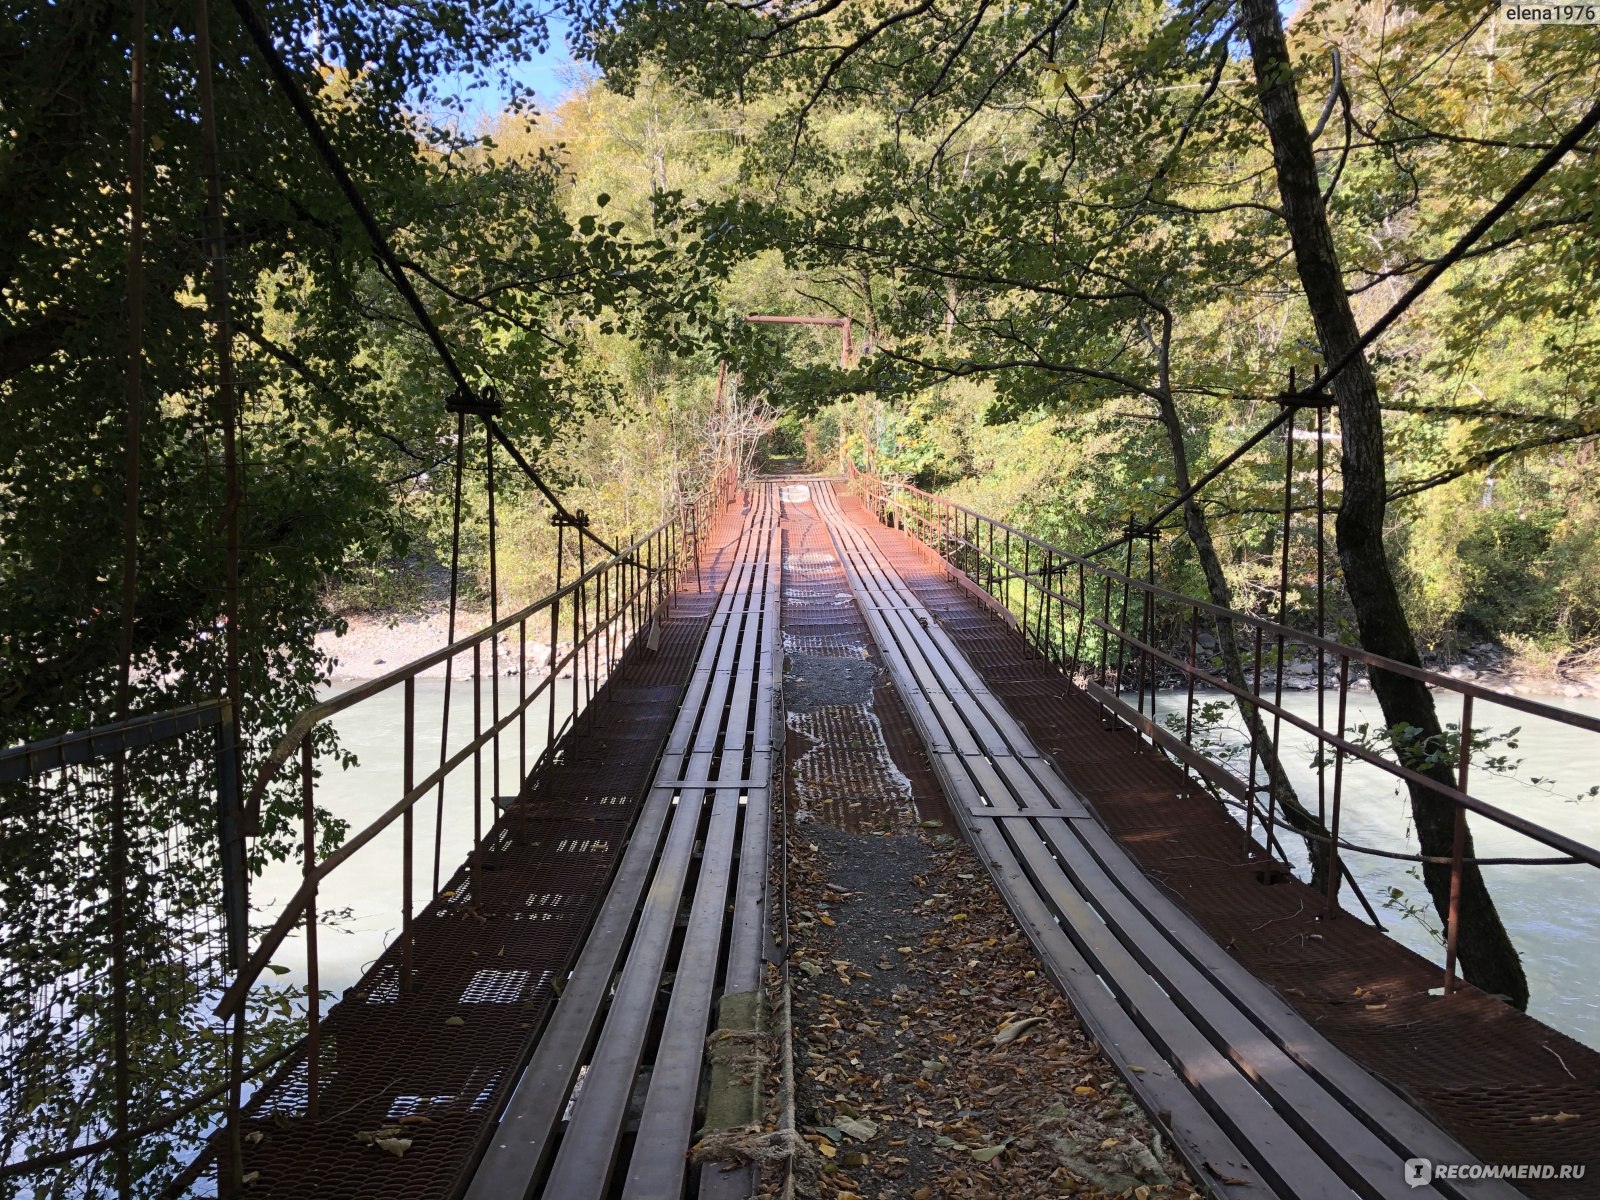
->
847, 465, 1600, 990
0, 701, 248, 1198
210, 463, 738, 1109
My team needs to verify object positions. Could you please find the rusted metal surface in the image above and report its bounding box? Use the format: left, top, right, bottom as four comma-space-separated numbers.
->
821, 481, 1545, 1199
840, 481, 1600, 1197
223, 493, 748, 1200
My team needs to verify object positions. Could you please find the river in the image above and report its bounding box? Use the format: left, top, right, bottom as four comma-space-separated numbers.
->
252, 678, 1600, 1050
1150, 687, 1600, 1049
251, 675, 574, 1003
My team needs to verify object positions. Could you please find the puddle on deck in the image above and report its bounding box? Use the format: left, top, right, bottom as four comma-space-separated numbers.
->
778, 488, 951, 833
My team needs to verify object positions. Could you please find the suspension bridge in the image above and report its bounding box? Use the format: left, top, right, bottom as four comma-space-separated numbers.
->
6, 1, 1600, 1195
6, 469, 1600, 1199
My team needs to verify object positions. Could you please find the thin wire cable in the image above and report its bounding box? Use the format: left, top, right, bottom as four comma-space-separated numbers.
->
1081, 98, 1600, 564
224, 0, 620, 559
1313, 97, 1600, 398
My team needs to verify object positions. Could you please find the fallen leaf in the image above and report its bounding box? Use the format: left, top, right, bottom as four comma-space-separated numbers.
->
971, 1142, 1008, 1163
1529, 1111, 1580, 1123
375, 1137, 412, 1158
993, 1016, 1047, 1045
836, 1116, 879, 1142
444, 1016, 465, 1027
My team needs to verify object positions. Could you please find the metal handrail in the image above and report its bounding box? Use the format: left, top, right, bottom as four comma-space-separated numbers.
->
242, 520, 676, 823
846, 462, 1600, 996
217, 467, 736, 1022
851, 465, 1600, 736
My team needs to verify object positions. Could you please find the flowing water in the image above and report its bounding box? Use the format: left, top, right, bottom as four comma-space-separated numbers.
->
1149, 687, 1600, 1049
251, 675, 574, 1004
252, 675, 1600, 1049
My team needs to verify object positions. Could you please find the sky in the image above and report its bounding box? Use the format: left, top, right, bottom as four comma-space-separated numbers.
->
426, 14, 589, 129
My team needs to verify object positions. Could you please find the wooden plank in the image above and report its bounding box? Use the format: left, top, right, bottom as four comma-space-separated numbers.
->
462, 782, 678, 1200
723, 531, 782, 996
991, 814, 1353, 1196
1059, 818, 1526, 1200
537, 783, 710, 1198
1027, 816, 1429, 1200
927, 750, 1273, 1199
611, 506, 782, 1198
470, 495, 776, 1200
812, 482, 1507, 1200
620, 785, 745, 1198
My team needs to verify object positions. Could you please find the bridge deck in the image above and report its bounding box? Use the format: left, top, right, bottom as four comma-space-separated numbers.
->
830, 482, 1600, 1199
232, 504, 753, 1199
469, 484, 781, 1200
812, 481, 1519, 1200
240, 478, 1598, 1200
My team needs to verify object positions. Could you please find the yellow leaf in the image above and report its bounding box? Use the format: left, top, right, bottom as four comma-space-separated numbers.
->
1041, 62, 1066, 99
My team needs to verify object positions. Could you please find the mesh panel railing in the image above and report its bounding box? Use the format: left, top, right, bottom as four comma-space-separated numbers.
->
0, 702, 248, 1198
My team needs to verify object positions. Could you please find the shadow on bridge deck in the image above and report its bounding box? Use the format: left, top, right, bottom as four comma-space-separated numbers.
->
234, 477, 1598, 1200
829, 481, 1599, 1200
230, 503, 753, 1199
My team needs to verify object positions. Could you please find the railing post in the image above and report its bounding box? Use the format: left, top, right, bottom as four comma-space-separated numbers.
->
109, 751, 131, 1200
402, 677, 415, 994
1072, 562, 1086, 680
1184, 608, 1199, 766
1021, 538, 1030, 647
1112, 528, 1134, 726
1326, 655, 1351, 916
518, 617, 527, 785
300, 738, 320, 1119
582, 524, 595, 713
549, 518, 564, 766
472, 640, 483, 895
1444, 694, 1473, 992
1243, 624, 1264, 857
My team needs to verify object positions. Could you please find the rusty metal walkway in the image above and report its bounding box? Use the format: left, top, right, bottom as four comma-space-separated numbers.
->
214, 477, 1600, 1200
808, 479, 1522, 1200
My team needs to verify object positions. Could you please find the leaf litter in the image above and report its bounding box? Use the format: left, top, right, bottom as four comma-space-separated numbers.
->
774, 819, 1200, 1199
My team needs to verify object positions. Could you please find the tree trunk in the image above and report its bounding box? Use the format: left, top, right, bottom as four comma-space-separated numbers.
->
1239, 0, 1528, 1006
1152, 391, 1334, 891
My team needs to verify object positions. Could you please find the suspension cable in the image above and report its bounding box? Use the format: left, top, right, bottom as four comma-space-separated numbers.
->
1312, 96, 1600, 399
1082, 98, 1600, 563
224, 0, 622, 559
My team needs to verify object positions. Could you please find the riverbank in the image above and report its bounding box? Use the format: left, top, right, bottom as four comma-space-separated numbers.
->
317, 604, 561, 681
320, 604, 1600, 696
